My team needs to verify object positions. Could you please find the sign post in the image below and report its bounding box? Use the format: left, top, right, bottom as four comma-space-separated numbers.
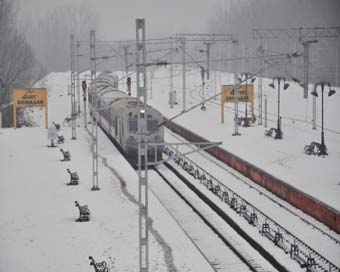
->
13, 88, 48, 128
221, 84, 254, 124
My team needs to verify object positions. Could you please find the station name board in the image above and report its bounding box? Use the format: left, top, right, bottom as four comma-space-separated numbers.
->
12, 88, 48, 128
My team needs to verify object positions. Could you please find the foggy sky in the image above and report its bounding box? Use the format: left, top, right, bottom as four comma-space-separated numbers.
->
17, 0, 215, 39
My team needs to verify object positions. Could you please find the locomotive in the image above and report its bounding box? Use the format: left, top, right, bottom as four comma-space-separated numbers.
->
88, 72, 164, 166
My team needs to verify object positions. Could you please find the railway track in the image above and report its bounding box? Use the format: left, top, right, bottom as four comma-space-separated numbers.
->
162, 143, 340, 272
150, 166, 272, 272
97, 123, 273, 271
168, 130, 340, 246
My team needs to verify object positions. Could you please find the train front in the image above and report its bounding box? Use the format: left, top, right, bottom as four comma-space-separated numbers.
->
124, 104, 164, 166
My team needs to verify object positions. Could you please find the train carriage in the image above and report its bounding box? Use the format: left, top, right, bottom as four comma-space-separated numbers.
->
88, 71, 164, 166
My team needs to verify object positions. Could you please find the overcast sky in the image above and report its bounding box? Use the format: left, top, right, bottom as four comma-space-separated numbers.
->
17, 0, 216, 39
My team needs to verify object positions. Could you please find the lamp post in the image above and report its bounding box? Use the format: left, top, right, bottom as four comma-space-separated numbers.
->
269, 77, 289, 139
311, 82, 336, 156
238, 72, 255, 127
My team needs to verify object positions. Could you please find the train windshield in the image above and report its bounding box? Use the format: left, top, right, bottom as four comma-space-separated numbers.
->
128, 119, 158, 132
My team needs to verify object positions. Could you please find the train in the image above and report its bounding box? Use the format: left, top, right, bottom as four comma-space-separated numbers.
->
88, 71, 164, 166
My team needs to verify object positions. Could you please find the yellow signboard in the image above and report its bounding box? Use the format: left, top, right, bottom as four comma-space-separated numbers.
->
220, 84, 254, 124
13, 88, 48, 128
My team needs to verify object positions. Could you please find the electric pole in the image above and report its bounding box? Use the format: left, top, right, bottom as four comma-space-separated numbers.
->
232, 40, 241, 136
70, 34, 76, 140
252, 26, 340, 98
258, 39, 264, 125
121, 45, 130, 90
181, 37, 186, 113
90, 30, 99, 191
136, 18, 149, 272
204, 41, 213, 87
302, 40, 318, 99
76, 41, 81, 116
169, 36, 174, 108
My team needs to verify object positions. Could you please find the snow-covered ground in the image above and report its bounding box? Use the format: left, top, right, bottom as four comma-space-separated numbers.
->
144, 67, 340, 211
0, 75, 220, 272
1, 67, 339, 271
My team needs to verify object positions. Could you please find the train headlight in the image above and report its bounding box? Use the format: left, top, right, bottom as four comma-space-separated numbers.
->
128, 136, 135, 142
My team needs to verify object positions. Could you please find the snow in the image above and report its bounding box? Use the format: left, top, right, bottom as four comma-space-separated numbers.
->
143, 67, 340, 211
1, 67, 339, 271
0, 75, 217, 271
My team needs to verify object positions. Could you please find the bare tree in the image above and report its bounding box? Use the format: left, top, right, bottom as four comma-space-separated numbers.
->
23, 0, 98, 72
0, 0, 41, 126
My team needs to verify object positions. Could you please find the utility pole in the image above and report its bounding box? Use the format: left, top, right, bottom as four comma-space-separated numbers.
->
200, 66, 206, 111
336, 37, 339, 87
122, 45, 130, 90
264, 94, 268, 128
76, 41, 81, 116
302, 40, 318, 99
169, 36, 174, 108
232, 41, 241, 136
70, 34, 76, 140
176, 33, 236, 112
258, 39, 264, 125
181, 37, 186, 113
204, 41, 213, 88
252, 26, 340, 97
90, 30, 99, 191
136, 18, 149, 272
82, 79, 87, 128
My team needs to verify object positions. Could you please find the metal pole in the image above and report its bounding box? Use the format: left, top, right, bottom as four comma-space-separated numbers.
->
149, 68, 153, 100
232, 41, 241, 136
303, 42, 309, 99
302, 41, 317, 98
312, 88, 317, 130
181, 38, 186, 112
76, 41, 81, 116
335, 37, 339, 87
258, 39, 263, 125
245, 76, 249, 126
200, 66, 206, 111
319, 83, 327, 155
276, 79, 282, 139
136, 18, 148, 272
70, 34, 76, 140
83, 80, 87, 128
123, 46, 129, 89
170, 36, 174, 108
90, 30, 99, 191
70, 34, 74, 121
264, 94, 268, 128
205, 42, 213, 83
320, 83, 327, 155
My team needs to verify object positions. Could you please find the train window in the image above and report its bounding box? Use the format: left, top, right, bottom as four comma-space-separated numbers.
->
128, 119, 138, 132
147, 120, 158, 131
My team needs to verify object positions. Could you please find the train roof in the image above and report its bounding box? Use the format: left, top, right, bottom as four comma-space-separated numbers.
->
110, 97, 161, 117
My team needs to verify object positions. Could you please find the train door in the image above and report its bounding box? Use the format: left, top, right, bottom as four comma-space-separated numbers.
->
115, 117, 118, 140
118, 118, 123, 144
